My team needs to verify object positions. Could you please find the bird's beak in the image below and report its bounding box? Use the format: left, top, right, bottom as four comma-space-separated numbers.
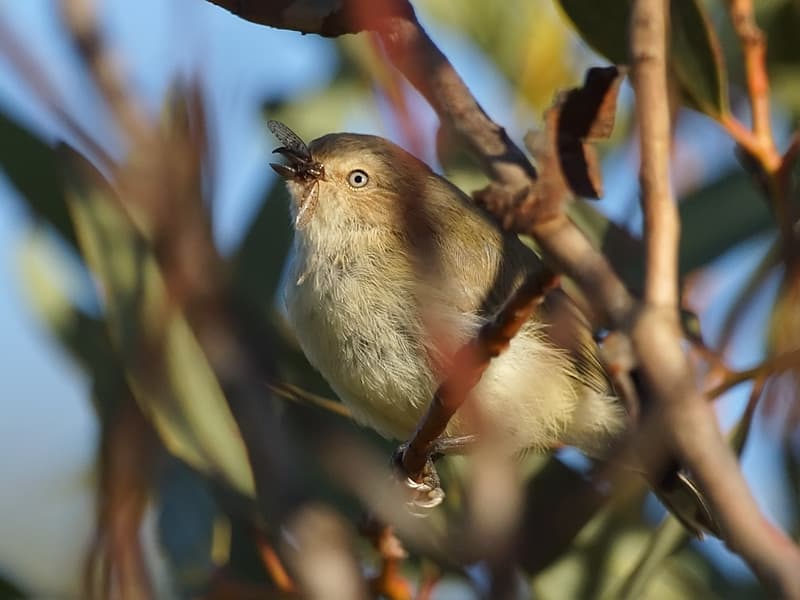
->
270, 146, 324, 182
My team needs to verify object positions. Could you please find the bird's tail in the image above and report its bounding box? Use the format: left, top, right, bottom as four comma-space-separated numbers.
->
651, 468, 721, 538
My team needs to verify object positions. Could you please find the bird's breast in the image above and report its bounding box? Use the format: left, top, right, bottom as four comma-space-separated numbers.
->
283, 239, 437, 439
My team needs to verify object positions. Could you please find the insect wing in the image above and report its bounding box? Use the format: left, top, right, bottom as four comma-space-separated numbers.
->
267, 120, 311, 161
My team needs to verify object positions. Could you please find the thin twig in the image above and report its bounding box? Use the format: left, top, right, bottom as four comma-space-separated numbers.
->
726, 0, 779, 169
361, 519, 412, 600
60, 0, 150, 143
267, 382, 352, 419
400, 270, 556, 480
254, 532, 297, 594
0, 14, 113, 170
707, 347, 800, 399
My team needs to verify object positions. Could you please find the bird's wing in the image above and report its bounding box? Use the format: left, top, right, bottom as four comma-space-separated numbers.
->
420, 174, 613, 395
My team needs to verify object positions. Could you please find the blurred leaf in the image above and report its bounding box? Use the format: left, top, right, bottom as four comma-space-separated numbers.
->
421, 0, 579, 111
568, 200, 645, 292
770, 65, 800, 119
0, 111, 76, 246
768, 274, 800, 357
518, 457, 609, 574
679, 170, 774, 273
760, 0, 800, 118
233, 179, 292, 322
612, 518, 688, 600
556, 0, 630, 64
0, 574, 25, 599
67, 183, 256, 498
569, 169, 774, 297
556, 0, 730, 118
16, 229, 130, 419
232, 176, 334, 396
264, 75, 375, 143
670, 0, 729, 118
158, 459, 220, 596
716, 239, 779, 351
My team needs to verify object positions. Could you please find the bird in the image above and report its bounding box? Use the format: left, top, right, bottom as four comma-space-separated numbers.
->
267, 120, 718, 537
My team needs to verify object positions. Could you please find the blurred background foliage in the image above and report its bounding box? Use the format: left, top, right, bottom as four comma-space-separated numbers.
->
0, 0, 798, 598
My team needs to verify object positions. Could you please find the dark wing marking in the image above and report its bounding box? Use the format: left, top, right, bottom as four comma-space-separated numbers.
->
267, 120, 311, 161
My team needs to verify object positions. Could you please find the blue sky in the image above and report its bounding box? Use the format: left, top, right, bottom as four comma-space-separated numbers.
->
0, 0, 786, 593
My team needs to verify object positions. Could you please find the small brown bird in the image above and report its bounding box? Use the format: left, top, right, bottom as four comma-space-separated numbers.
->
269, 120, 717, 536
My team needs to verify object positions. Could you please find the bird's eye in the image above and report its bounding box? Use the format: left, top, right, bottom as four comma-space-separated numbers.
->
347, 169, 369, 188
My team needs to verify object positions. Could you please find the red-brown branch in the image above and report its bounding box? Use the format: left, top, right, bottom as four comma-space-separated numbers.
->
400, 270, 557, 480
361, 520, 412, 600
255, 532, 297, 594
726, 0, 778, 168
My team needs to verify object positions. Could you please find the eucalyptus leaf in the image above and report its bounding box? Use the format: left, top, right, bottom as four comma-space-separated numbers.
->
612, 518, 689, 600
556, 0, 730, 118
679, 171, 774, 274
16, 229, 128, 419
0, 111, 76, 246
67, 185, 256, 497
233, 178, 292, 321
569, 169, 774, 295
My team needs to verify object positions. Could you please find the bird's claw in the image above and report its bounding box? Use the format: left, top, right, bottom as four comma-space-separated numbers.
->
403, 474, 445, 511
391, 445, 445, 515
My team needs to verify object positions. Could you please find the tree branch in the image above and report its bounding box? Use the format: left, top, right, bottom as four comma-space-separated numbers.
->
629, 1, 800, 596
630, 0, 678, 308
400, 270, 556, 480
726, 0, 777, 167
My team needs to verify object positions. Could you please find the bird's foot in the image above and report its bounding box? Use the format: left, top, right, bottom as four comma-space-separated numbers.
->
391, 444, 445, 514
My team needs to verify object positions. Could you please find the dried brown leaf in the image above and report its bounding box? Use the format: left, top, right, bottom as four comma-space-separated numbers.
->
527, 65, 625, 201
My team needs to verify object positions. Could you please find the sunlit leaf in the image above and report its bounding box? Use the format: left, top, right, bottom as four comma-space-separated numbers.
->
67, 183, 256, 497
612, 518, 689, 600
16, 229, 128, 418
420, 0, 579, 111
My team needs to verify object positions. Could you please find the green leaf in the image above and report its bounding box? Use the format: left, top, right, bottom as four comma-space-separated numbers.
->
0, 574, 26, 599
16, 229, 129, 420
556, 0, 630, 64
670, 0, 729, 118
678, 170, 774, 274
232, 177, 335, 395
556, 0, 730, 118
0, 111, 77, 246
570, 169, 775, 295
569, 200, 645, 293
611, 518, 689, 600
232, 179, 292, 321
67, 184, 256, 498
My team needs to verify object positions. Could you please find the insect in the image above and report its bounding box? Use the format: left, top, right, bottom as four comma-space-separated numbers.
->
267, 120, 324, 229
